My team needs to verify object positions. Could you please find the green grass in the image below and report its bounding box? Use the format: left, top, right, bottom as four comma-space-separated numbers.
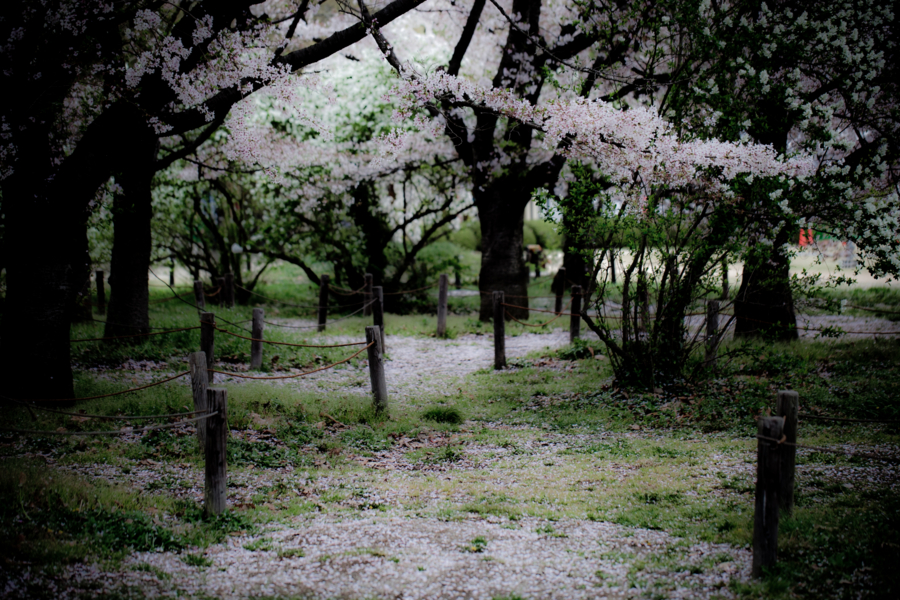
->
2, 276, 898, 599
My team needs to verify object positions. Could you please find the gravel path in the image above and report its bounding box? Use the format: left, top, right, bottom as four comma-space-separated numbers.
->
6, 323, 898, 599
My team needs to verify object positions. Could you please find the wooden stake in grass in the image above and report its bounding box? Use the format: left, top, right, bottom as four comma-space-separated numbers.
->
706, 300, 719, 369
493, 291, 505, 369
189, 351, 209, 448
365, 325, 388, 414
215, 276, 226, 306
317, 274, 329, 333
752, 415, 784, 577
553, 267, 566, 315
373, 285, 385, 351
250, 307, 264, 369
223, 272, 235, 308
569, 285, 582, 342
204, 388, 228, 517
363, 273, 374, 317
776, 390, 799, 515
200, 312, 215, 383
96, 270, 106, 315
437, 274, 449, 338
193, 280, 205, 310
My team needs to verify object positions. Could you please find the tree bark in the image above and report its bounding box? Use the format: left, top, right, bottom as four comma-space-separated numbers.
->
0, 131, 91, 400
104, 125, 158, 339
735, 228, 798, 341
476, 184, 529, 321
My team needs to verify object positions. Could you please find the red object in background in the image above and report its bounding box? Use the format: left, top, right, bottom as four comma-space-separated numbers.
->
799, 228, 814, 246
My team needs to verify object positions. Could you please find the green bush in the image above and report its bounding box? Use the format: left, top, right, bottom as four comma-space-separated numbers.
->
422, 405, 464, 424
523, 220, 562, 250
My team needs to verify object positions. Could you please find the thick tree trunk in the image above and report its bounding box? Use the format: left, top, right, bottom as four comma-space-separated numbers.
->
0, 143, 90, 400
0, 104, 149, 399
734, 230, 798, 341
104, 125, 158, 339
477, 188, 529, 321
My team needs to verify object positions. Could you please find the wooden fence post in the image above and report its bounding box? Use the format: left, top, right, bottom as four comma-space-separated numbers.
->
373, 286, 385, 351
213, 276, 225, 306
437, 274, 449, 337
200, 312, 215, 383
189, 351, 208, 448
317, 274, 329, 333
204, 388, 228, 517
553, 267, 566, 315
363, 273, 373, 317
223, 273, 235, 308
706, 300, 719, 368
96, 270, 106, 315
493, 291, 506, 369
752, 416, 784, 577
250, 308, 264, 369
608, 250, 617, 284
776, 390, 799, 515
193, 280, 206, 310
569, 285, 582, 342
721, 258, 730, 299
365, 326, 388, 413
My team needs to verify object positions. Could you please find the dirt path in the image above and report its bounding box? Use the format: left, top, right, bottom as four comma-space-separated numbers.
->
6, 325, 899, 599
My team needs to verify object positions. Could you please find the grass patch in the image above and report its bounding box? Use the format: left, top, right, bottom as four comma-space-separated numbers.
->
421, 405, 464, 424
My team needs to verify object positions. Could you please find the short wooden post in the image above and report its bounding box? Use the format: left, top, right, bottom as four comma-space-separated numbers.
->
189, 351, 209, 448
721, 258, 730, 299
608, 250, 617, 284
215, 276, 226, 305
365, 326, 388, 413
373, 286, 385, 351
363, 273, 374, 317
200, 312, 215, 383
204, 388, 228, 517
317, 274, 329, 333
637, 281, 650, 340
493, 291, 506, 369
193, 280, 206, 310
437, 274, 449, 337
706, 300, 719, 368
223, 272, 235, 308
569, 285, 582, 342
250, 308, 264, 369
752, 416, 784, 577
553, 267, 566, 315
96, 270, 106, 315
776, 390, 799, 515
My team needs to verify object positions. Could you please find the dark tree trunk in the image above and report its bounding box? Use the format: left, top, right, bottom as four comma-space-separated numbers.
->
0, 104, 149, 399
0, 133, 92, 400
734, 229, 798, 341
476, 184, 529, 321
561, 232, 590, 292
104, 125, 158, 339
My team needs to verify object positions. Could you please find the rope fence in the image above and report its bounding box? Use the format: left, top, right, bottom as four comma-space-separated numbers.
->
214, 326, 369, 349
209, 341, 373, 380
755, 434, 900, 464
70, 326, 200, 343
0, 411, 218, 437
7, 372, 192, 404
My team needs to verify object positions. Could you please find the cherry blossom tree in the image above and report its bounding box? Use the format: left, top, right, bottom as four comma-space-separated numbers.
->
0, 0, 429, 400
658, 0, 900, 340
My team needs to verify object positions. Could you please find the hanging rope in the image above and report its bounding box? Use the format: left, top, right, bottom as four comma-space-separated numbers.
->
214, 326, 368, 349
210, 342, 372, 380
